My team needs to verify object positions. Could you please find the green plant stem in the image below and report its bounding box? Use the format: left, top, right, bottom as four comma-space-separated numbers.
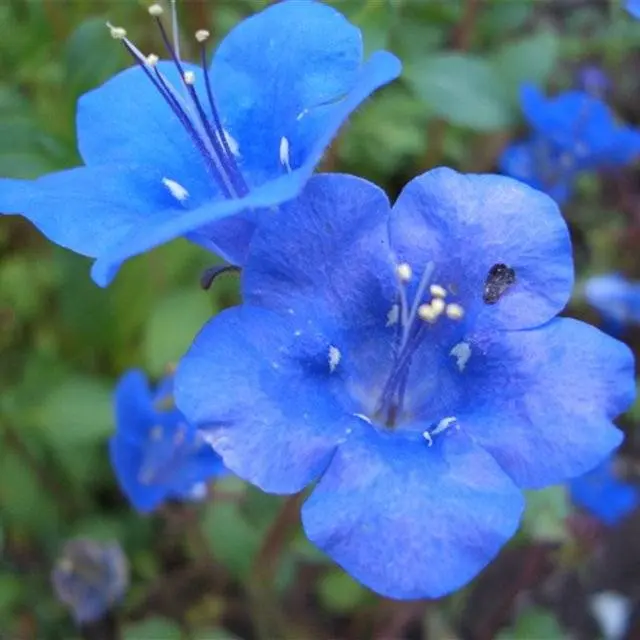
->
249, 492, 304, 640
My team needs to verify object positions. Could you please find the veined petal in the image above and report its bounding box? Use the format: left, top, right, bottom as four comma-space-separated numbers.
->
213, 0, 400, 182
175, 305, 358, 494
77, 62, 215, 204
302, 427, 524, 599
460, 318, 634, 488
389, 167, 574, 331
0, 165, 181, 258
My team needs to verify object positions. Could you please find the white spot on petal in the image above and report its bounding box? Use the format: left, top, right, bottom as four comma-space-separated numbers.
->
279, 136, 292, 172
450, 341, 471, 372
328, 345, 341, 373
386, 304, 400, 327
221, 129, 239, 156
162, 177, 189, 202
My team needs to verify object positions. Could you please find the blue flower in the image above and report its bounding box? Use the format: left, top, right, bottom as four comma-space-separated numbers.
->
500, 84, 640, 203
51, 538, 128, 624
585, 273, 640, 333
570, 457, 639, 526
627, 0, 640, 19
0, 1, 400, 287
175, 168, 635, 599
109, 369, 225, 513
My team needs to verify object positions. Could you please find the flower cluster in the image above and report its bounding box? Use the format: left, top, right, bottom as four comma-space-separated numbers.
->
2, 0, 637, 603
500, 84, 640, 203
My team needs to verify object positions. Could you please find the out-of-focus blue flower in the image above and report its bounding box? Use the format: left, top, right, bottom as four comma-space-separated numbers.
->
0, 1, 401, 287
579, 65, 610, 98
175, 168, 635, 599
500, 84, 640, 203
570, 457, 639, 526
585, 273, 640, 334
52, 538, 128, 624
109, 369, 225, 513
627, 0, 640, 19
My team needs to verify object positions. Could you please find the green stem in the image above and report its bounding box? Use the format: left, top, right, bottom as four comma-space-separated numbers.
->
249, 492, 304, 640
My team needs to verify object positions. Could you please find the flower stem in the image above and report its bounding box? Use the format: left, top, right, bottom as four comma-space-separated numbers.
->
249, 492, 304, 640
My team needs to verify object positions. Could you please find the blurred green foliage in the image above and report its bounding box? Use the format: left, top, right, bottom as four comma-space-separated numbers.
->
1, 0, 639, 638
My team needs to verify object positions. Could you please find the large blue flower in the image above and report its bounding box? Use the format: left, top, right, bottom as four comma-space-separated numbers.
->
570, 457, 639, 526
500, 84, 640, 203
0, 1, 400, 286
109, 369, 225, 513
175, 168, 635, 599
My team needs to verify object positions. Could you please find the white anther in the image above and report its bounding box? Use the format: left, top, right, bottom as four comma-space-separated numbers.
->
396, 263, 412, 283
328, 346, 341, 373
195, 29, 210, 42
146, 53, 159, 66
429, 284, 447, 299
445, 303, 464, 320
183, 70, 196, 85
430, 297, 445, 316
107, 24, 127, 40
418, 303, 438, 323
148, 3, 164, 16
450, 342, 471, 372
150, 425, 163, 441
386, 304, 400, 327
162, 177, 189, 202
279, 136, 291, 171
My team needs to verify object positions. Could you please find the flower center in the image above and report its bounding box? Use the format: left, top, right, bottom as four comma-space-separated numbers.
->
108, 2, 249, 200
373, 261, 465, 429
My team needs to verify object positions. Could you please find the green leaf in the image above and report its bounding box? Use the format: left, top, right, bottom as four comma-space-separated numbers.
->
317, 569, 367, 614
144, 289, 216, 376
63, 17, 125, 96
123, 618, 182, 640
491, 30, 560, 103
498, 607, 564, 639
522, 486, 570, 543
33, 375, 114, 445
405, 53, 514, 131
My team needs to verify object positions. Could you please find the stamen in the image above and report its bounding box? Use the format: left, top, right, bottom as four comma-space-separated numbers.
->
195, 29, 210, 43
429, 284, 447, 299
107, 24, 127, 39
148, 3, 164, 16
183, 70, 196, 85
146, 53, 159, 66
445, 303, 464, 320
396, 263, 412, 283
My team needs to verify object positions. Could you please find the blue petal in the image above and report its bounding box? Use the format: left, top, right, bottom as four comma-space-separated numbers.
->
628, 0, 640, 18
459, 318, 634, 488
570, 457, 639, 525
89, 50, 400, 285
212, 0, 400, 181
389, 167, 574, 332
175, 305, 360, 494
241, 173, 397, 412
0, 165, 181, 259
113, 369, 159, 441
302, 427, 524, 599
77, 62, 215, 204
585, 273, 640, 325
